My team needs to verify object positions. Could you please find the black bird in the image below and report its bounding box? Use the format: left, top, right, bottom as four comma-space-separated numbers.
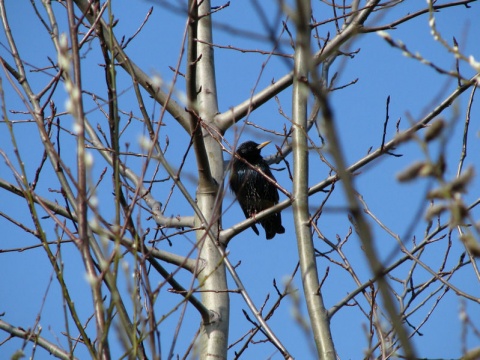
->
230, 141, 285, 240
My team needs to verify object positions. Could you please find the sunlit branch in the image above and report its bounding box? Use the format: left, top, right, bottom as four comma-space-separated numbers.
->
362, 0, 477, 32
328, 197, 480, 319
73, 0, 191, 132
0, 177, 196, 271
0, 320, 76, 360
214, 0, 382, 130
291, 0, 336, 357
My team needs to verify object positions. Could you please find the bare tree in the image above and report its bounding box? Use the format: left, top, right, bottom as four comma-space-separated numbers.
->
1, 0, 479, 359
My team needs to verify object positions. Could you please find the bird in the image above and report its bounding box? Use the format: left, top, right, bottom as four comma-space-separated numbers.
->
229, 140, 285, 240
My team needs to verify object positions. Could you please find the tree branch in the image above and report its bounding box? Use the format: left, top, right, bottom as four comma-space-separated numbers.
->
292, 0, 336, 358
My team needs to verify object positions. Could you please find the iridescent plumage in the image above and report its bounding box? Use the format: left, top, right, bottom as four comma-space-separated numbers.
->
230, 141, 285, 240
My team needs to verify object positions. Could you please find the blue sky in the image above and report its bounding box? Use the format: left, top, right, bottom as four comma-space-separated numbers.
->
1, 1, 480, 359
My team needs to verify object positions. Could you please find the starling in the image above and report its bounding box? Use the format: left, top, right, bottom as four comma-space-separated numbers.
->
230, 141, 285, 240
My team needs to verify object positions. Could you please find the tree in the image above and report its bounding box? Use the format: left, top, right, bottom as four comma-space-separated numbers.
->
1, 0, 479, 359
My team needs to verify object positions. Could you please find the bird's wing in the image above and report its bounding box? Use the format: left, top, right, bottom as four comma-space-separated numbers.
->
257, 166, 280, 204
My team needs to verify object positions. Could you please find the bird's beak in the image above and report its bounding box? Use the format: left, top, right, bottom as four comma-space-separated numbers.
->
256, 141, 271, 150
